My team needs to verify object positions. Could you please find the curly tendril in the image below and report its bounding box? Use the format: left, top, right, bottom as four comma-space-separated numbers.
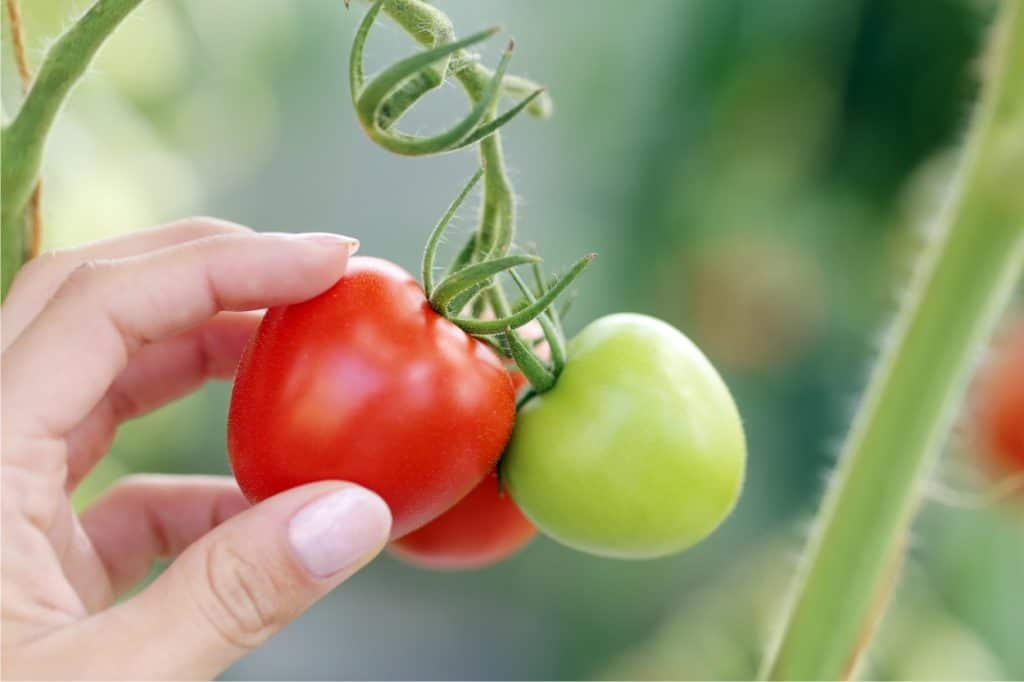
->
348, 0, 589, 389
349, 0, 541, 158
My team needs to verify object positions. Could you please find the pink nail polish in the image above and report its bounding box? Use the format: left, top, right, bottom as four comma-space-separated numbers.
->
290, 232, 359, 254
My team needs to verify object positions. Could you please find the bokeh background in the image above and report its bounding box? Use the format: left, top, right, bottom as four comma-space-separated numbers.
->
3, 0, 1023, 679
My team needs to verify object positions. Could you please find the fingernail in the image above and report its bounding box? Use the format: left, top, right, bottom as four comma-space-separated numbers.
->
288, 486, 391, 578
286, 232, 360, 254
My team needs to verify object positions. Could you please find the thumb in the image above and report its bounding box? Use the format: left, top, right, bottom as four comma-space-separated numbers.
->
70, 482, 390, 680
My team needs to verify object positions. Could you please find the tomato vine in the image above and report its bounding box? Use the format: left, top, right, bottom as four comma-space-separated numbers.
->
1, 0, 145, 296
347, 0, 593, 390
764, 4, 1024, 677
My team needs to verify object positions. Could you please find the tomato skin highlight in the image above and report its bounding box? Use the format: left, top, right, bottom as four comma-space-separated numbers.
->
228, 256, 517, 538
389, 471, 536, 569
976, 320, 1024, 476
503, 313, 746, 559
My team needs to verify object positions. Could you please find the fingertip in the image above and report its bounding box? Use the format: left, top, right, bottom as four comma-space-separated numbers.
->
265, 232, 359, 254
266, 232, 358, 283
287, 483, 392, 579
222, 232, 354, 303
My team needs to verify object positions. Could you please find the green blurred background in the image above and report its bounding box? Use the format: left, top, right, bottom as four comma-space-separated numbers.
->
3, 1, 1022, 679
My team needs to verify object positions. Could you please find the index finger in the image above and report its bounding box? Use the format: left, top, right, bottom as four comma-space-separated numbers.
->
1, 231, 357, 441
2, 217, 250, 349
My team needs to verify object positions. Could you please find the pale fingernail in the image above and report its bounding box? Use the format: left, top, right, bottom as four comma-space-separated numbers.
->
284, 232, 360, 254
288, 486, 391, 578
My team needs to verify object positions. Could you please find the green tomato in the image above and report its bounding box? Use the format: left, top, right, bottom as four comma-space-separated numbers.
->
503, 313, 746, 559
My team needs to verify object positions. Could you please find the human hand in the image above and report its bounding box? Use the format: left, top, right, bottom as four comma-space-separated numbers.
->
1, 219, 392, 680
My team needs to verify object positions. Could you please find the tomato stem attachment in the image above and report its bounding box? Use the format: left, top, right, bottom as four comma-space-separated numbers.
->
449, 281, 492, 316
504, 327, 555, 393
508, 269, 567, 375
450, 254, 596, 335
430, 255, 540, 313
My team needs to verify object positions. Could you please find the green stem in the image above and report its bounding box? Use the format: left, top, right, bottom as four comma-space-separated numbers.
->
429, 254, 538, 312
450, 253, 595, 335
504, 326, 555, 393
449, 89, 545, 152
2, 0, 145, 298
499, 73, 553, 118
763, 4, 1024, 679
373, 0, 520, 260
363, 0, 577, 336
446, 280, 490, 315
354, 23, 511, 156
422, 168, 483, 297
509, 269, 567, 375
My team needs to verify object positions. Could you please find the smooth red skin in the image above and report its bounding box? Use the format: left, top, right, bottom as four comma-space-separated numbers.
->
977, 322, 1024, 475
228, 257, 516, 538
389, 471, 536, 569
388, 338, 541, 569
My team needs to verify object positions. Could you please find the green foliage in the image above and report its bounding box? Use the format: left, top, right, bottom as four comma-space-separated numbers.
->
2, 0, 143, 297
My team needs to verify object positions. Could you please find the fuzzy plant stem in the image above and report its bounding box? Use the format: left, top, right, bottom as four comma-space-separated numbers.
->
764, 3, 1024, 679
370, 0, 530, 315
1, 0, 144, 297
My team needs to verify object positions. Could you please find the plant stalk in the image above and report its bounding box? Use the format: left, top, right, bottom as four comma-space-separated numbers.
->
370, 0, 521, 302
2, 0, 144, 297
763, 3, 1024, 679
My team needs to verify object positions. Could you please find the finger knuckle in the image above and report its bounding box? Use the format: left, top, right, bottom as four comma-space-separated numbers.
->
9, 249, 66, 290
57, 259, 117, 295
196, 542, 284, 650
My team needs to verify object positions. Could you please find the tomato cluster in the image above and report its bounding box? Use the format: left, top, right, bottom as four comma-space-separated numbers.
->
229, 260, 746, 567
228, 0, 747, 571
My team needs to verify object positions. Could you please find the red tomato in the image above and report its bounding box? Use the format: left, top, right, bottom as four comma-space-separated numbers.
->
388, 325, 543, 569
389, 471, 536, 569
228, 257, 517, 538
976, 319, 1024, 476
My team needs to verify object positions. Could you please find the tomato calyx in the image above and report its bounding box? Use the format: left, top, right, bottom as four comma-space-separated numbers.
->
505, 327, 556, 393
418, 170, 595, 392
429, 255, 540, 313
